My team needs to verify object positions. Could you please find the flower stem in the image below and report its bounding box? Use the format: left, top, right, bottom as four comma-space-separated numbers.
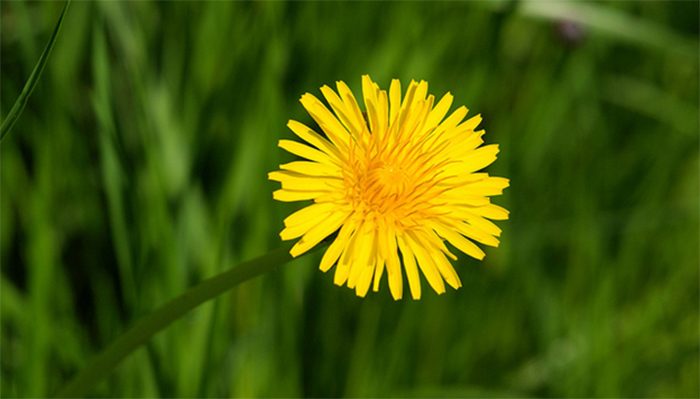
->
55, 244, 296, 397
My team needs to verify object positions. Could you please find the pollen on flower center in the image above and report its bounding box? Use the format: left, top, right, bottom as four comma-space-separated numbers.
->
344, 147, 424, 224
364, 161, 410, 200
374, 163, 409, 192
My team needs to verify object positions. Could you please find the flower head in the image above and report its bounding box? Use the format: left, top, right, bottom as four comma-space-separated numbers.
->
270, 75, 509, 300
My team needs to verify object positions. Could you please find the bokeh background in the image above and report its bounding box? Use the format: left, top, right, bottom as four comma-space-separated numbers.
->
1, 1, 698, 397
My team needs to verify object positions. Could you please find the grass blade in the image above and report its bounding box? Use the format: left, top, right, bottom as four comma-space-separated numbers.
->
519, 0, 697, 57
54, 244, 297, 398
0, 1, 70, 141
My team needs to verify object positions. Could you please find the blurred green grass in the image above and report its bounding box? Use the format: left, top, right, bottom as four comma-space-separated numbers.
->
1, 1, 698, 397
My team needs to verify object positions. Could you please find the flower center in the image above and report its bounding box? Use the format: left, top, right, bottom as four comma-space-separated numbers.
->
344, 153, 421, 224
341, 129, 450, 229
373, 162, 409, 196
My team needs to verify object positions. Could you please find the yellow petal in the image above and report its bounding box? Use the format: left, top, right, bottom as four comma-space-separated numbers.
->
279, 161, 341, 177
273, 189, 324, 202
362, 75, 380, 135
433, 106, 468, 137
375, 89, 389, 139
396, 80, 418, 129
290, 211, 348, 257
454, 221, 500, 247
372, 256, 385, 292
442, 131, 485, 158
389, 79, 402, 125
268, 170, 342, 192
284, 202, 336, 227
475, 203, 510, 220
380, 228, 403, 300
320, 85, 360, 140
438, 194, 491, 207
336, 80, 367, 136
415, 228, 461, 288
299, 94, 350, 148
397, 234, 422, 300
468, 216, 502, 237
280, 213, 327, 240
320, 219, 356, 272
278, 139, 335, 165
432, 252, 462, 289
412, 81, 429, 109
405, 231, 445, 294
347, 224, 374, 289
461, 145, 500, 173
450, 178, 508, 197
334, 226, 360, 285
420, 226, 458, 261
287, 120, 342, 160
423, 92, 453, 133
355, 263, 375, 297
458, 114, 482, 132
433, 225, 485, 260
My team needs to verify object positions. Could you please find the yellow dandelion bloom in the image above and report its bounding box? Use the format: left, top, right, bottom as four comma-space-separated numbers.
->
269, 75, 509, 300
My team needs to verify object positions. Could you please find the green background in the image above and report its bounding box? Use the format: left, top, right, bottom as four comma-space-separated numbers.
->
1, 1, 698, 397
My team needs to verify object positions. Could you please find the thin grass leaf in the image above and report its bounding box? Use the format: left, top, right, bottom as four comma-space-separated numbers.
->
55, 244, 299, 398
0, 1, 70, 141
519, 0, 697, 57
602, 75, 698, 137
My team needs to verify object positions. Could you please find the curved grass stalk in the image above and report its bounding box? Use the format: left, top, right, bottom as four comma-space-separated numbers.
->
55, 244, 297, 397
1, 1, 70, 141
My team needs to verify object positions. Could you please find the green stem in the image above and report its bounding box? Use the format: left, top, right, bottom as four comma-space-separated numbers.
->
55, 244, 296, 397
0, 1, 70, 141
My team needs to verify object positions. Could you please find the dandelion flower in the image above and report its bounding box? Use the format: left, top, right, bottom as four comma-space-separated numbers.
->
269, 75, 509, 300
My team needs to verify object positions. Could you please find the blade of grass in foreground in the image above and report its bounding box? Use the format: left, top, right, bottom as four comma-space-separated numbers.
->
55, 245, 296, 398
0, 1, 70, 141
